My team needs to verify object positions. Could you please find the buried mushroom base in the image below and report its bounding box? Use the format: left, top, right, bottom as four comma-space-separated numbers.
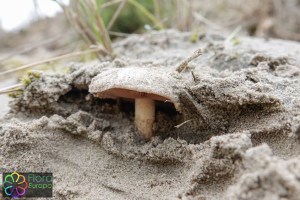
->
135, 98, 155, 139
92, 88, 174, 140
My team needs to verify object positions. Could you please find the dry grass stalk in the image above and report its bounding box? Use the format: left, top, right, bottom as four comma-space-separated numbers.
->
176, 48, 203, 73
0, 47, 107, 76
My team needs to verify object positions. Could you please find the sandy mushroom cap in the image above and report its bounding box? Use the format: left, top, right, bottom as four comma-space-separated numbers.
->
89, 67, 179, 102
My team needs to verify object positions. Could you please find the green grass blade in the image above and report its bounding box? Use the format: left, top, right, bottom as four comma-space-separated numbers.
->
128, 0, 164, 29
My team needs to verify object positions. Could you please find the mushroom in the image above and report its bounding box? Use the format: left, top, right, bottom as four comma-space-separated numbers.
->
89, 67, 179, 139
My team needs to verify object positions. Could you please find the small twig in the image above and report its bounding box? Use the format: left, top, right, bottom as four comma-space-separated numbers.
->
0, 89, 22, 95
0, 83, 22, 91
193, 12, 222, 30
175, 119, 194, 128
176, 48, 203, 73
0, 84, 23, 95
101, 183, 125, 194
0, 48, 108, 76
224, 26, 242, 45
108, 31, 131, 37
191, 71, 197, 82
101, 0, 123, 9
0, 33, 71, 64
127, 0, 164, 30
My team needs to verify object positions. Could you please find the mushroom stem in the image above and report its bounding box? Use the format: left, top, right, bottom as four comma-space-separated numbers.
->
135, 98, 155, 139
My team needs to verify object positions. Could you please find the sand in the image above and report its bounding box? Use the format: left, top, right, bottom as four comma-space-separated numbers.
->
1, 30, 300, 199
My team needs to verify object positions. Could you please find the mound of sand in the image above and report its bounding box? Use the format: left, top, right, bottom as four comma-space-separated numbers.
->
1, 30, 300, 199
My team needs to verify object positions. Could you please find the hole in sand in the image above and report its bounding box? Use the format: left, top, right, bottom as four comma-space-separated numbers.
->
58, 88, 183, 138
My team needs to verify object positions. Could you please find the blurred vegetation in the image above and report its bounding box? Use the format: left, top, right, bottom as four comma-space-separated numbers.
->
52, 0, 170, 56
0, 0, 194, 94
50, 0, 300, 57
107, 0, 158, 33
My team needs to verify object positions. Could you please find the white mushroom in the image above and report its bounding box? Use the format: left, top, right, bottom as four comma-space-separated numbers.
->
89, 67, 179, 140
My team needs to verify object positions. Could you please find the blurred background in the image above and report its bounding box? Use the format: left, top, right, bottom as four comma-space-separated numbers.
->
0, 0, 300, 115
1, 0, 300, 66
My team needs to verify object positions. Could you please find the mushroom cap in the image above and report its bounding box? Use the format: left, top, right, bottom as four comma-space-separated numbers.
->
89, 67, 179, 102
